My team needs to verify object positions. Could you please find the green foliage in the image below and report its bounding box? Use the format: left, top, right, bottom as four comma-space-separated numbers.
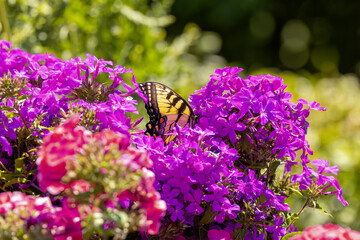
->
1, 0, 223, 93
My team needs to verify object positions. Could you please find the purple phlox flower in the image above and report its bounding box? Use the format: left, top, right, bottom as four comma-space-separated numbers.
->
263, 215, 286, 240
225, 168, 245, 184
213, 66, 243, 84
288, 223, 298, 233
133, 133, 167, 157
231, 88, 261, 115
203, 184, 229, 211
113, 65, 133, 74
19, 104, 41, 125
210, 139, 238, 167
213, 198, 240, 223
132, 117, 144, 128
261, 189, 290, 211
28, 60, 50, 80
109, 94, 138, 114
212, 95, 228, 108
2, 48, 29, 71
308, 159, 348, 206
168, 202, 185, 222
166, 177, 191, 196
208, 229, 233, 240
269, 76, 284, 92
184, 189, 204, 215
218, 112, 246, 143
83, 53, 113, 80
211, 138, 236, 155
254, 207, 266, 221
12, 69, 30, 79
291, 165, 312, 190
105, 109, 131, 134
298, 98, 327, 111
244, 229, 265, 240
35, 91, 61, 117
0, 112, 20, 140
70, 57, 85, 80
32, 52, 62, 68
255, 98, 276, 125
311, 159, 339, 175
224, 221, 242, 232
237, 170, 263, 200
0, 40, 12, 49
108, 67, 134, 93
270, 126, 297, 160
0, 136, 12, 156
332, 183, 348, 206
283, 158, 300, 174
161, 184, 180, 206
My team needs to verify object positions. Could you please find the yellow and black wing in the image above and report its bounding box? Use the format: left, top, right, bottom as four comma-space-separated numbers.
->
139, 82, 196, 144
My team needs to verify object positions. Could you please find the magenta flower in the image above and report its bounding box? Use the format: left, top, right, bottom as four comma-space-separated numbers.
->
168, 202, 185, 222
36, 115, 91, 194
218, 112, 246, 143
263, 215, 286, 240
184, 189, 204, 215
0, 192, 82, 239
289, 223, 360, 240
208, 229, 233, 240
214, 198, 240, 223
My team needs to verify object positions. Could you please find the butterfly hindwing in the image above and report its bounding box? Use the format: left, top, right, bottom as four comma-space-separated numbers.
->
139, 82, 195, 144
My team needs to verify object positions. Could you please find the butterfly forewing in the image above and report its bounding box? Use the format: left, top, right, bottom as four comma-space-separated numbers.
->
139, 82, 195, 144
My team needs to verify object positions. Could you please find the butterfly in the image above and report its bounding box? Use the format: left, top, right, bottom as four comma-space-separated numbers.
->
139, 82, 197, 144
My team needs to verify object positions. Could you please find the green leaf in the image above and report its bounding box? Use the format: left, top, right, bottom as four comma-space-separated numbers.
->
15, 158, 25, 173
282, 231, 302, 240
6, 111, 18, 119
289, 187, 304, 197
18, 94, 30, 101
3, 177, 27, 188
199, 205, 217, 226
2, 106, 14, 111
315, 203, 333, 218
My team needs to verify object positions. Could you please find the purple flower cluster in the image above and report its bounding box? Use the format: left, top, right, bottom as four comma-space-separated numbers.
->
0, 40, 348, 239
0, 40, 138, 160
135, 67, 347, 239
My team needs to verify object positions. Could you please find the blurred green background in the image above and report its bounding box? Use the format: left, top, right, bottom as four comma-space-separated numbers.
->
1, 0, 359, 232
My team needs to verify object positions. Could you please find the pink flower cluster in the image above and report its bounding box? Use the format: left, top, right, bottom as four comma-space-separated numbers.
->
37, 114, 92, 195
290, 223, 360, 240
0, 191, 82, 239
36, 115, 166, 235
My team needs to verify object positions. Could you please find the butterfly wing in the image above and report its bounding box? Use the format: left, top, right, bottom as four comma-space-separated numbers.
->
139, 82, 195, 144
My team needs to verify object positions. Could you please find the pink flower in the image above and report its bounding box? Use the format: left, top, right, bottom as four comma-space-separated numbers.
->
49, 199, 82, 240
0, 191, 53, 215
37, 115, 91, 194
92, 128, 130, 152
208, 229, 233, 240
0, 192, 83, 239
70, 180, 91, 195
290, 223, 360, 240
93, 129, 152, 170
37, 115, 165, 235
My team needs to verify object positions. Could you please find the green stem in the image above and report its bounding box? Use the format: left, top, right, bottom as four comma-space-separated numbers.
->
14, 103, 30, 132
287, 197, 310, 229
0, 161, 8, 171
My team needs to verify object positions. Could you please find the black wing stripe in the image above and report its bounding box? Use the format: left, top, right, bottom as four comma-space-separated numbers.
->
139, 82, 196, 144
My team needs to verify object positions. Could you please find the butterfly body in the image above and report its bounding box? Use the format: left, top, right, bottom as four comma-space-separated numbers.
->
139, 82, 196, 144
